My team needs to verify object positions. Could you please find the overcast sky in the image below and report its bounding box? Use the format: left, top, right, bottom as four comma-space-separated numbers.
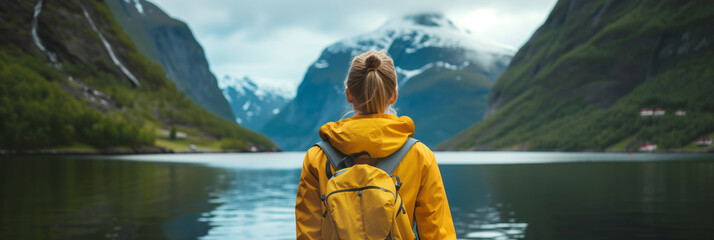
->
148, 0, 558, 91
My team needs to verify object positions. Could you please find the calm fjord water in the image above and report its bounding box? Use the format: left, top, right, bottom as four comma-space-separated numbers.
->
1, 152, 713, 240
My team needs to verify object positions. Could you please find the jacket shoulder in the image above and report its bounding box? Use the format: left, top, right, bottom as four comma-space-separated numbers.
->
304, 145, 327, 167
407, 141, 437, 167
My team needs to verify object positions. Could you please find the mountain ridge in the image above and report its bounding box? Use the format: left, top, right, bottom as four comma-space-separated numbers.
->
262, 13, 513, 150
218, 75, 293, 132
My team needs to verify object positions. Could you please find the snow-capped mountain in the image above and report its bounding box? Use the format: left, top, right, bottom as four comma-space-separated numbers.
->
262, 13, 515, 150
326, 13, 514, 78
218, 76, 294, 131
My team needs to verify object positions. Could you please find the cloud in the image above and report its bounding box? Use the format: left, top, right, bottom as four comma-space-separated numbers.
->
147, 0, 557, 89
203, 26, 337, 88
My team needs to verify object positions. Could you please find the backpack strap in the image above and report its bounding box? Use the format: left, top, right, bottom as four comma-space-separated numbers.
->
315, 138, 419, 178
375, 138, 419, 174
315, 141, 346, 179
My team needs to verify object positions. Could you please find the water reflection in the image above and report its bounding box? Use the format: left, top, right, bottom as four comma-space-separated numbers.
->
0, 156, 220, 239
455, 205, 528, 239
441, 160, 714, 240
1, 153, 713, 240
197, 169, 299, 239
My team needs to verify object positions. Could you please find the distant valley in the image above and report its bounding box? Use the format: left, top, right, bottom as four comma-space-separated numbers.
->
218, 75, 293, 132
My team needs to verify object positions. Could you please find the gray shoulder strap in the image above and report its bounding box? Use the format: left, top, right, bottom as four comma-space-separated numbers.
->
315, 137, 419, 175
375, 137, 419, 174
315, 141, 346, 171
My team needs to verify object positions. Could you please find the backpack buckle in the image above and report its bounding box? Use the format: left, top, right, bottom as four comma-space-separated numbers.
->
390, 174, 403, 191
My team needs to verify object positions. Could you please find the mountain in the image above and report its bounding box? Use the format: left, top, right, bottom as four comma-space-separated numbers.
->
439, 0, 714, 151
218, 75, 294, 132
0, 0, 275, 151
104, 0, 235, 121
262, 13, 514, 150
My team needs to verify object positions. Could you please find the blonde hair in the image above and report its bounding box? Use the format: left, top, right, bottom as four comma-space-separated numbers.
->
345, 50, 398, 115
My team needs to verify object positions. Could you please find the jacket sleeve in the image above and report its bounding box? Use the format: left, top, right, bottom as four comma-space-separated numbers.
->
295, 147, 323, 240
413, 144, 457, 239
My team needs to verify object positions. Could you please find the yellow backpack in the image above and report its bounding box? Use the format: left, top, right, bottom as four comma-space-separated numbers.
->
315, 138, 419, 240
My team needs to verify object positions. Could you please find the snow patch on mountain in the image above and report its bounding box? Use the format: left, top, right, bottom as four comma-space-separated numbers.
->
396, 64, 433, 87
124, 0, 144, 15
326, 13, 515, 60
314, 59, 329, 69
218, 75, 295, 100
222, 91, 232, 103
395, 61, 471, 87
218, 75, 294, 131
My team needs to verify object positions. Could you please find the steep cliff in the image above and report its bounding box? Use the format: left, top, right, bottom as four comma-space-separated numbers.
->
105, 0, 235, 121
0, 0, 275, 151
440, 0, 714, 151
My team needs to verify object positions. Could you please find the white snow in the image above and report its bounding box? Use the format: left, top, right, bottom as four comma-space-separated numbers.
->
218, 76, 296, 100
395, 63, 433, 87
395, 60, 471, 87
272, 108, 280, 115
123, 0, 144, 14
314, 59, 329, 69
325, 13, 515, 68
435, 61, 470, 70
133, 0, 144, 15
242, 101, 251, 111
222, 89, 232, 103
235, 117, 242, 124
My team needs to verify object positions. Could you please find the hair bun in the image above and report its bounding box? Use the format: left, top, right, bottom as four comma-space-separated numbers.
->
364, 54, 381, 70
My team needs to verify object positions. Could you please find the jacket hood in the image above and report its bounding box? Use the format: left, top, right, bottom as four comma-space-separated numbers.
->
319, 114, 415, 158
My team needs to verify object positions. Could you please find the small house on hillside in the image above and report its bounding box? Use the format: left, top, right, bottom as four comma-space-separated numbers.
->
697, 137, 712, 146
640, 142, 657, 152
675, 109, 687, 116
640, 109, 653, 116
654, 109, 666, 116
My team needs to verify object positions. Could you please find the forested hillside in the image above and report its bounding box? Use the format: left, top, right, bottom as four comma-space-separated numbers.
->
440, 0, 714, 151
0, 0, 275, 152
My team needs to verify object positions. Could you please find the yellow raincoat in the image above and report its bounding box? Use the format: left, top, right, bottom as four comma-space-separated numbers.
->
295, 114, 456, 239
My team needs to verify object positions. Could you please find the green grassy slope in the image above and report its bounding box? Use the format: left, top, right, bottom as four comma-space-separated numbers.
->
439, 0, 714, 151
0, 0, 275, 151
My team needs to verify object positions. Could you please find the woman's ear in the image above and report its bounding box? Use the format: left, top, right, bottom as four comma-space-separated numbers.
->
345, 88, 353, 103
389, 88, 398, 105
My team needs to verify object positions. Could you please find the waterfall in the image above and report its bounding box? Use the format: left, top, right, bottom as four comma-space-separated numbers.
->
31, 0, 58, 64
30, 0, 118, 107
76, 0, 140, 87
